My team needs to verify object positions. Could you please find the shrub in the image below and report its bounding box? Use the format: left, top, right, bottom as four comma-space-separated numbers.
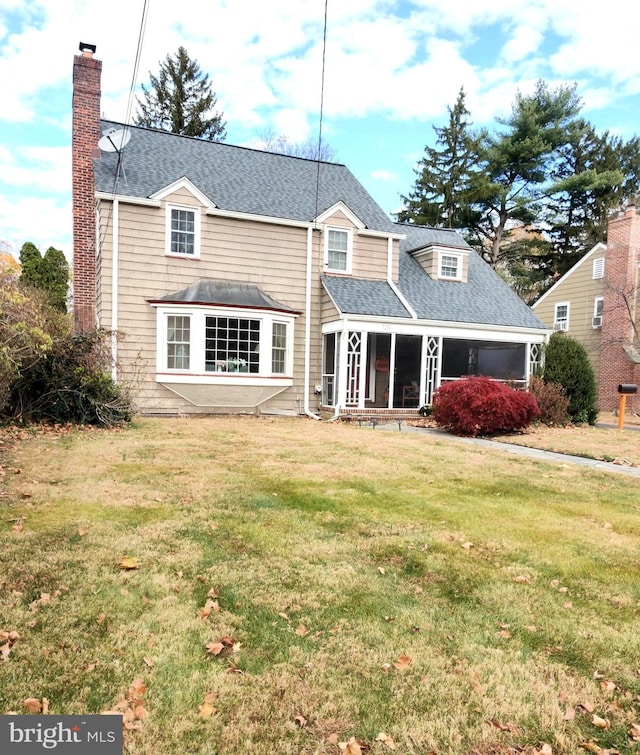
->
432, 376, 540, 436
528, 375, 570, 426
542, 332, 598, 424
6, 330, 131, 427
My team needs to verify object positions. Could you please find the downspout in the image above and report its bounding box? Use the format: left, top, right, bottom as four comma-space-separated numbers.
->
304, 225, 321, 419
110, 199, 119, 382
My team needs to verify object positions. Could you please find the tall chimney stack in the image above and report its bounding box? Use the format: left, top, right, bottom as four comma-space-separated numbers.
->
598, 204, 640, 412
72, 42, 101, 332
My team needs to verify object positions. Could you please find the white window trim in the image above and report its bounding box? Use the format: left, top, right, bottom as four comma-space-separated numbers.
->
165, 204, 201, 259
438, 251, 463, 280
592, 258, 605, 279
592, 296, 603, 328
154, 305, 295, 383
324, 226, 353, 274
553, 302, 570, 331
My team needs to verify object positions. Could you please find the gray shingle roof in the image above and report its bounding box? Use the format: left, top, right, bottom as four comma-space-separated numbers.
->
397, 226, 546, 329
322, 276, 412, 318
150, 279, 299, 314
95, 121, 396, 232
322, 225, 547, 330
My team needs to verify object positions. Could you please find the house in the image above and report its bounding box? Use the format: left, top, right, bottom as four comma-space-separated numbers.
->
532, 205, 640, 413
72, 43, 549, 417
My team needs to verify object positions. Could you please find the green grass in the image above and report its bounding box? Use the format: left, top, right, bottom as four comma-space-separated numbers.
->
1, 417, 639, 754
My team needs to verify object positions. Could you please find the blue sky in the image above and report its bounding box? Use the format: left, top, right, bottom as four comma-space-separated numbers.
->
1, 0, 639, 261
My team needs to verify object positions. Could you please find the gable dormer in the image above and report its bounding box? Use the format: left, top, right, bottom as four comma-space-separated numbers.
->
412, 243, 470, 283
315, 202, 366, 275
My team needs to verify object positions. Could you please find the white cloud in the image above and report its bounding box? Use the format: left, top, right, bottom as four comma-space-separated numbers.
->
0, 194, 72, 255
370, 169, 398, 182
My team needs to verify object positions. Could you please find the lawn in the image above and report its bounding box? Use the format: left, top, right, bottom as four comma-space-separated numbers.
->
1, 417, 639, 755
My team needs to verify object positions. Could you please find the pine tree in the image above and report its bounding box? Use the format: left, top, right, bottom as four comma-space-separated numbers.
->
467, 81, 582, 269
135, 47, 226, 141
397, 88, 481, 228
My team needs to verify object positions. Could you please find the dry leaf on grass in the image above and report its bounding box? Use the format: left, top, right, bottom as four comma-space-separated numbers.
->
294, 714, 307, 728
295, 624, 309, 637
198, 693, 217, 719
118, 556, 140, 570
591, 714, 609, 729
339, 736, 368, 754
375, 732, 396, 749
392, 654, 412, 670
23, 697, 43, 713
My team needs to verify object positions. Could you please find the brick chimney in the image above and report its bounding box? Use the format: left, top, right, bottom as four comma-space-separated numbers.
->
598, 204, 640, 412
72, 42, 102, 332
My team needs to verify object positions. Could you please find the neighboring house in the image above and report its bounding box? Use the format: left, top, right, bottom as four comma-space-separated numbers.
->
72, 44, 548, 417
532, 206, 640, 413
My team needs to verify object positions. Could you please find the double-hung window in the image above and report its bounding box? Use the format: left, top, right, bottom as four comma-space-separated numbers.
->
166, 205, 200, 258
271, 322, 288, 374
325, 228, 352, 273
166, 315, 191, 369
593, 297, 603, 328
554, 302, 569, 331
438, 252, 462, 279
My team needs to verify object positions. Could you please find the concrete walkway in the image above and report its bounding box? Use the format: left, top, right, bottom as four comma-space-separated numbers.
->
374, 422, 640, 479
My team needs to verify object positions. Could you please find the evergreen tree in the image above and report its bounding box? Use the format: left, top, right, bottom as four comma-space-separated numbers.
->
135, 47, 226, 141
41, 247, 70, 312
543, 332, 598, 424
467, 81, 582, 269
19, 241, 43, 288
19, 242, 69, 313
397, 88, 481, 228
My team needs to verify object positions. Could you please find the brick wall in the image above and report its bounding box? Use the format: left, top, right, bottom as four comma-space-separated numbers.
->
72, 48, 102, 333
599, 206, 640, 412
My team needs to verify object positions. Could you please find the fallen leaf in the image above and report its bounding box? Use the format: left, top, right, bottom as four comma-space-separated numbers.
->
462, 541, 474, 549
378, 566, 386, 575
225, 661, 243, 674
592, 714, 609, 729
579, 743, 602, 753
338, 737, 365, 754
564, 707, 576, 721
580, 701, 596, 713
118, 556, 140, 570
207, 588, 219, 598
23, 697, 42, 713
599, 680, 616, 692
294, 714, 307, 728
514, 575, 530, 583
629, 723, 640, 741
392, 654, 412, 670
41, 698, 50, 715
534, 745, 553, 755
497, 629, 512, 639
206, 642, 224, 656
77, 527, 87, 536
199, 702, 215, 718
375, 732, 396, 749
296, 624, 309, 637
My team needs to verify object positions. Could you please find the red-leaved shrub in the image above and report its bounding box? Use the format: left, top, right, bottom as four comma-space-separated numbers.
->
432, 376, 540, 436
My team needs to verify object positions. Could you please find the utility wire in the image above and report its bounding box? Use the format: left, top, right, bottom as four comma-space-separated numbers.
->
313, 0, 329, 223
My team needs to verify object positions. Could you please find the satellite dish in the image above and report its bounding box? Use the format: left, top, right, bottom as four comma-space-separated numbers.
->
98, 128, 131, 153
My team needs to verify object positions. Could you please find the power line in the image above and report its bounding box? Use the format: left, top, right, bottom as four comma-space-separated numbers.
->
314, 0, 329, 222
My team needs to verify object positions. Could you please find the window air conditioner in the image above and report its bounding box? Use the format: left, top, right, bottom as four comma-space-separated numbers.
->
553, 321, 568, 332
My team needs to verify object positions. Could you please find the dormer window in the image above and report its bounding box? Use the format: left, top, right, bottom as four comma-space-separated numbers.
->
166, 204, 201, 258
439, 252, 462, 280
325, 227, 352, 273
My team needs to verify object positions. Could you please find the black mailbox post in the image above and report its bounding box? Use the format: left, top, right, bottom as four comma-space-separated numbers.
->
616, 384, 638, 429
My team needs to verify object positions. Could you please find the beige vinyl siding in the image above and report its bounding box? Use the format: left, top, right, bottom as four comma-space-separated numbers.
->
533, 252, 605, 375
98, 194, 323, 415
320, 209, 390, 280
